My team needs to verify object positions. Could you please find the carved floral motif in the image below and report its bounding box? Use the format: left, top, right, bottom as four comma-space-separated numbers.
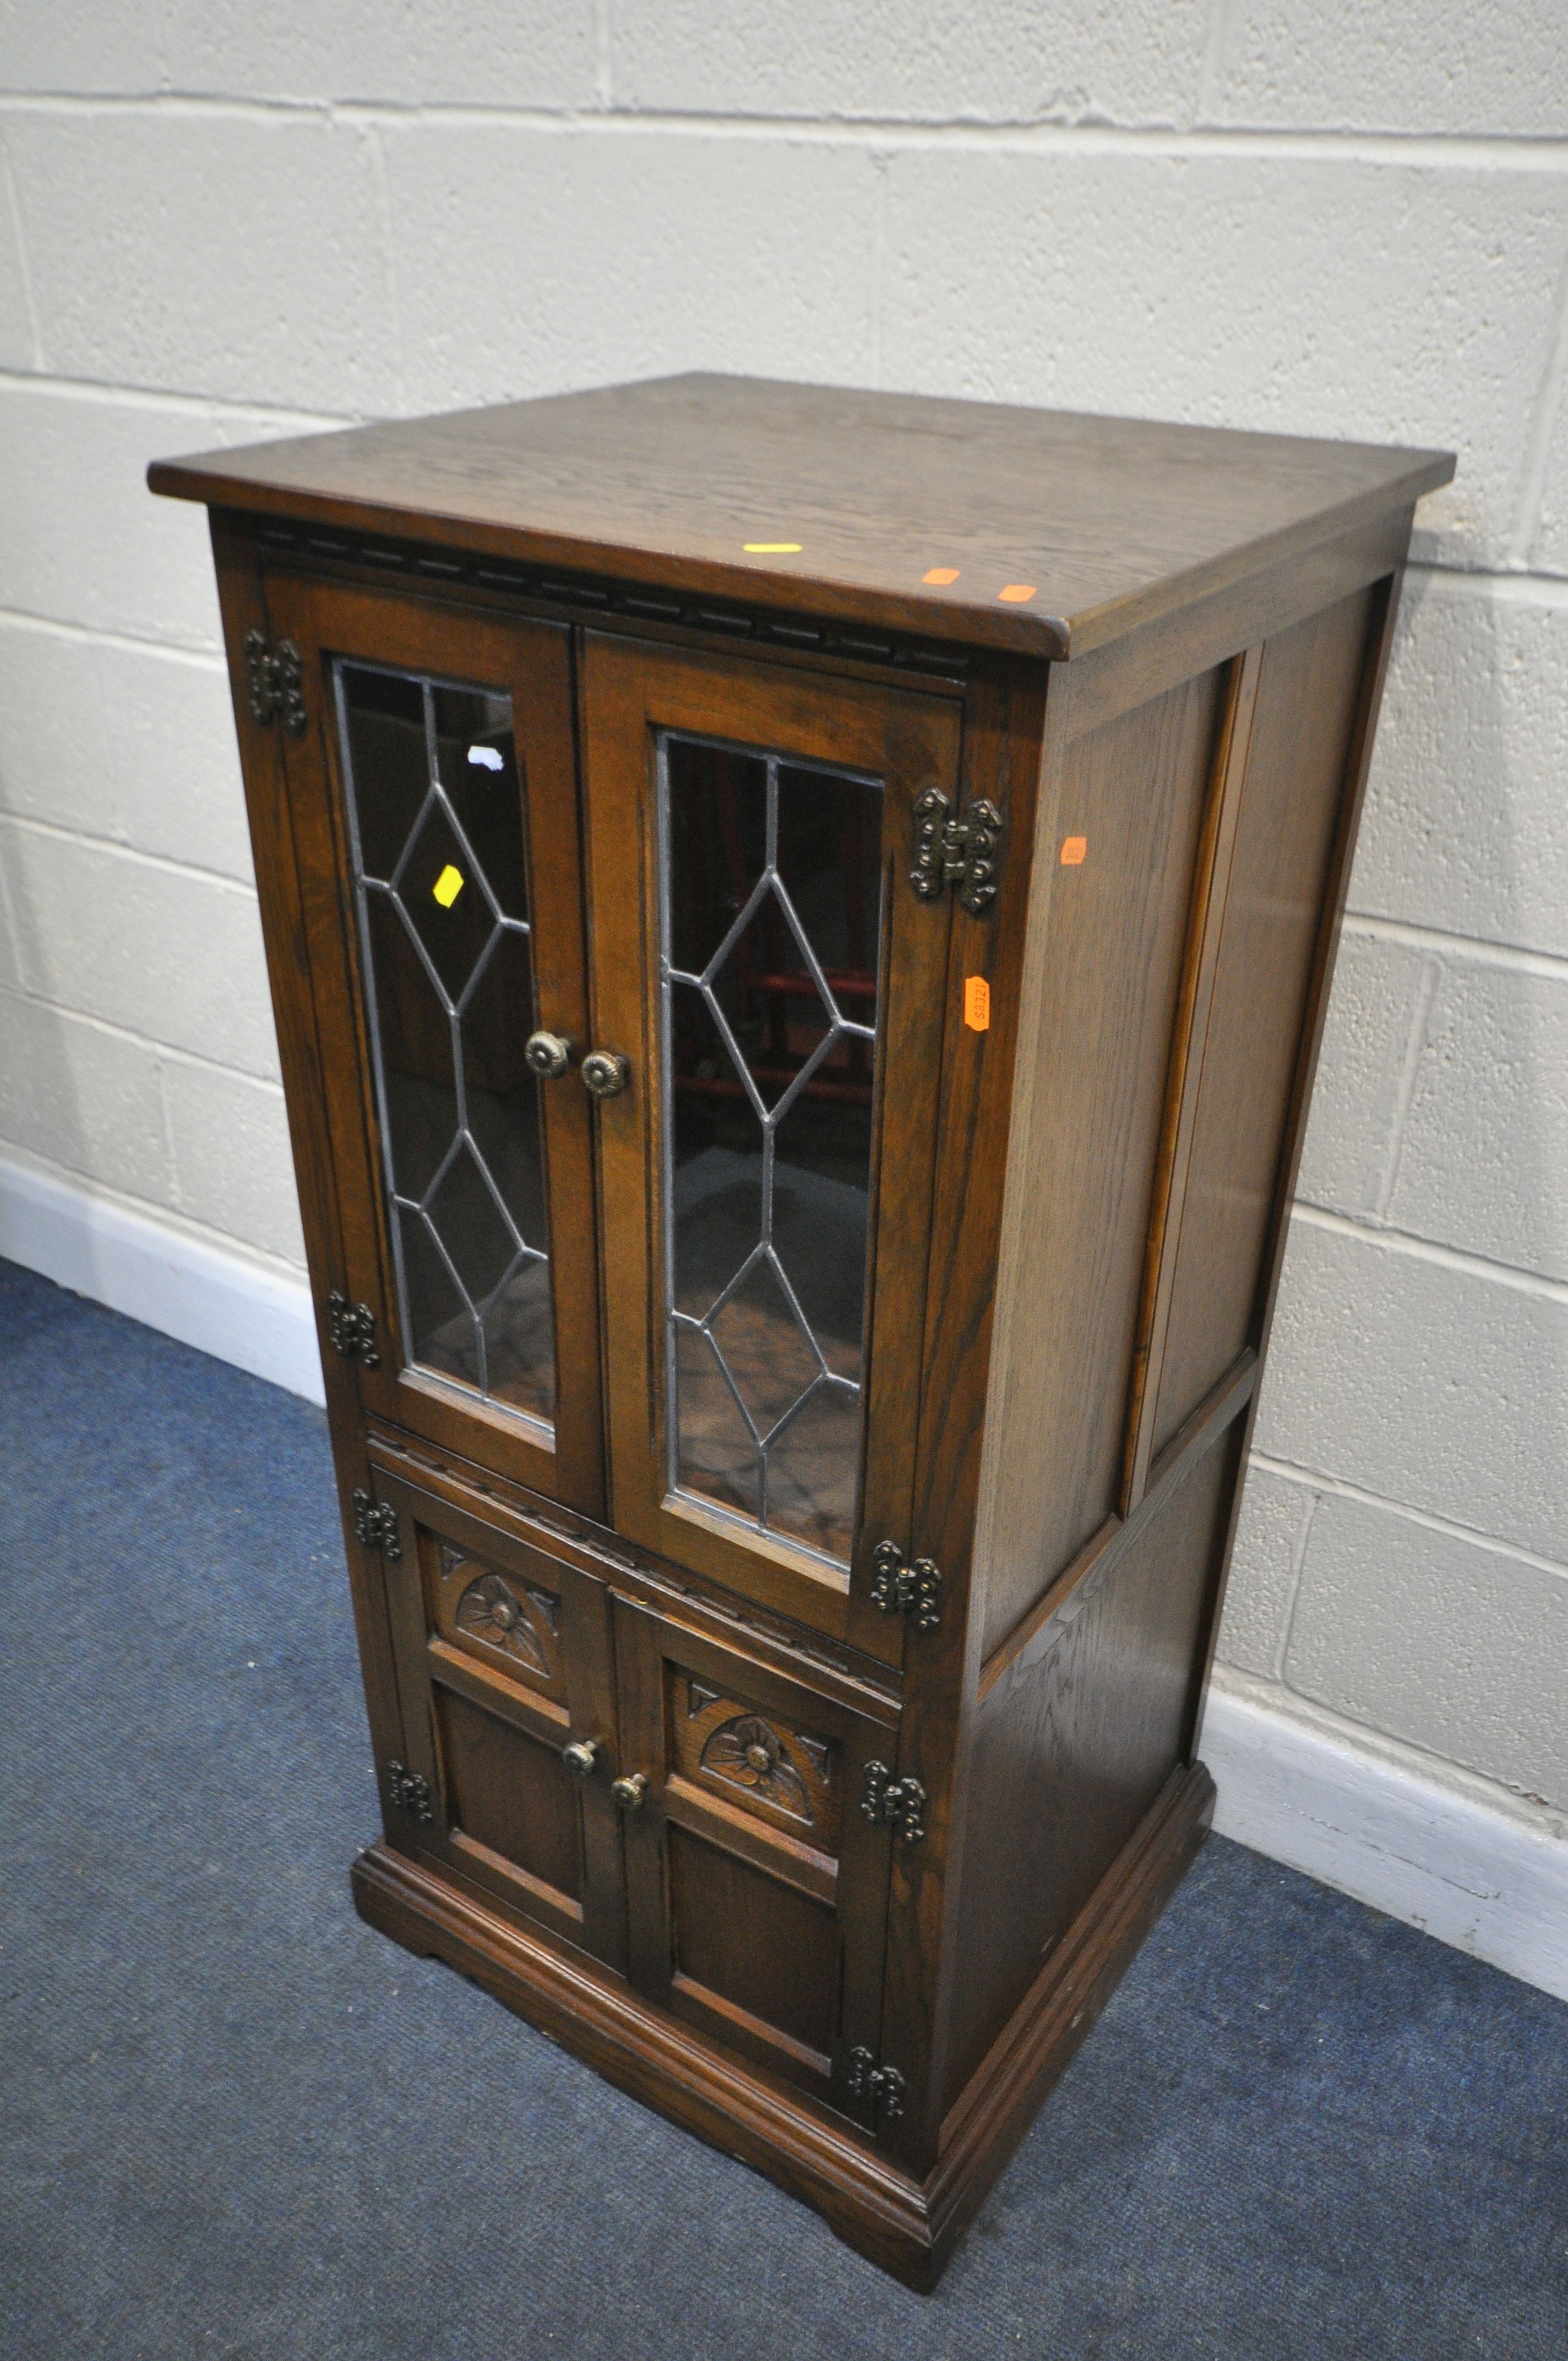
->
455, 1568, 551, 1675
700, 1713, 812, 1822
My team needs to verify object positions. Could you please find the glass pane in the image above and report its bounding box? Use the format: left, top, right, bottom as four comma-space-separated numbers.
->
340, 666, 427, 882
431, 683, 529, 920
661, 734, 883, 1569
336, 659, 556, 1428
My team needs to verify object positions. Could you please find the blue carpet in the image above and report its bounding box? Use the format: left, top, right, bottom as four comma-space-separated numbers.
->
2, 1255, 1566, 2359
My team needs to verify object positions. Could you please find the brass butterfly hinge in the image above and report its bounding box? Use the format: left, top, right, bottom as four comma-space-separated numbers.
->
242, 629, 307, 735
326, 1290, 380, 1368
862, 1760, 928, 1843
846, 2046, 907, 2126
909, 787, 1005, 915
385, 1761, 434, 1824
352, 1489, 401, 1560
869, 1540, 943, 1631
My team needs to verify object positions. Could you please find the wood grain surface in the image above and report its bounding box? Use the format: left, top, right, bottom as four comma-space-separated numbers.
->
150, 374, 1451, 661
168, 379, 1436, 2283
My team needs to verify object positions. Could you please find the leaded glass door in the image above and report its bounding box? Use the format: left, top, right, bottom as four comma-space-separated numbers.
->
581, 636, 962, 1660
265, 575, 604, 1513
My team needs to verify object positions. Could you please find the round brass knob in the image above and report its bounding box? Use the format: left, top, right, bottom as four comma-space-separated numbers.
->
562, 1738, 601, 1781
611, 1771, 649, 1811
581, 1049, 631, 1100
525, 1030, 572, 1079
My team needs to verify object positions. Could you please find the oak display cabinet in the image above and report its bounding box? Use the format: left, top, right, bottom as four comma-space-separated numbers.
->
151, 378, 1451, 2287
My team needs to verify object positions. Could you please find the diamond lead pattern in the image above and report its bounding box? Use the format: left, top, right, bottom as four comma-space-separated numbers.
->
662, 737, 883, 1566
336, 663, 556, 1423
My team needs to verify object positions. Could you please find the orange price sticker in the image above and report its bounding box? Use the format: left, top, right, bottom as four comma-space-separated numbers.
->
1060, 835, 1087, 866
923, 567, 960, 586
998, 583, 1037, 603
963, 975, 991, 1032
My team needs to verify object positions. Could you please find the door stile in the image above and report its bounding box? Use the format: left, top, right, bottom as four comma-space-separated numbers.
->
609, 1593, 678, 1999
874, 655, 1053, 2172
208, 521, 410, 1784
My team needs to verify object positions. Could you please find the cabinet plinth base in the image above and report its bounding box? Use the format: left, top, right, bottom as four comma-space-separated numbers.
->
351, 1759, 1215, 2288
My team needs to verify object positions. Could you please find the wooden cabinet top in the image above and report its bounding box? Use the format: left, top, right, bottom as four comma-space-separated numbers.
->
150, 373, 1452, 663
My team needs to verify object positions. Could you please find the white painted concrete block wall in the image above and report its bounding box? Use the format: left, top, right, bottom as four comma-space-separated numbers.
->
2, 5, 1565, 1965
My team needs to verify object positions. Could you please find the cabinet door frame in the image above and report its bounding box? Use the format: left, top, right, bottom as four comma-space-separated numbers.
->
264, 569, 605, 1515
371, 1465, 628, 1970
580, 633, 962, 1660
612, 1595, 899, 2118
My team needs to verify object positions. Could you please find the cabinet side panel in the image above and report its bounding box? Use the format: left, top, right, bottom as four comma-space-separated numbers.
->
977, 669, 1224, 1657
943, 1427, 1239, 2113
1150, 587, 1376, 1455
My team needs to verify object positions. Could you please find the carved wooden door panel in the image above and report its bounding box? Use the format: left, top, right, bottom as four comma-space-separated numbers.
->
580, 634, 963, 1661
370, 1467, 627, 1970
611, 1597, 899, 2117
264, 572, 605, 1515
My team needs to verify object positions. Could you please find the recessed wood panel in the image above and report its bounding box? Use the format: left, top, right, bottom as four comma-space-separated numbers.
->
669, 1826, 840, 2062
436, 1685, 583, 1906
1150, 589, 1375, 1456
945, 1424, 1241, 2110
976, 665, 1224, 1655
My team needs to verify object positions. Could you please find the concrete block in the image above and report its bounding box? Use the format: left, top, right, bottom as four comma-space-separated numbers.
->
1212, 3, 1568, 138
0, 623, 252, 882
879, 149, 1568, 570
1256, 1217, 1568, 1568
1387, 959, 1568, 1283
0, 383, 225, 648
384, 123, 881, 417
162, 1058, 306, 1266
1349, 576, 1568, 958
611, 0, 1208, 127
1284, 1491, 1568, 1811
1213, 1462, 1311, 1679
6, 111, 396, 414
160, 0, 598, 107
1297, 932, 1429, 1221
0, 5, 162, 92
0, 822, 279, 1079
0, 984, 172, 1202
1529, 379, 1568, 577
0, 853, 19, 985
0, 141, 34, 367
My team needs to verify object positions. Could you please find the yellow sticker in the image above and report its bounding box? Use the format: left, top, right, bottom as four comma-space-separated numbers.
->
1060, 836, 1087, 867
963, 975, 990, 1032
743, 541, 803, 554
432, 863, 465, 907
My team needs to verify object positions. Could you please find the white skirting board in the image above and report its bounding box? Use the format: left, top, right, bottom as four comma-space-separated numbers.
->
1199, 1682, 1568, 2003
3, 1154, 1563, 2000
0, 1153, 325, 1406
